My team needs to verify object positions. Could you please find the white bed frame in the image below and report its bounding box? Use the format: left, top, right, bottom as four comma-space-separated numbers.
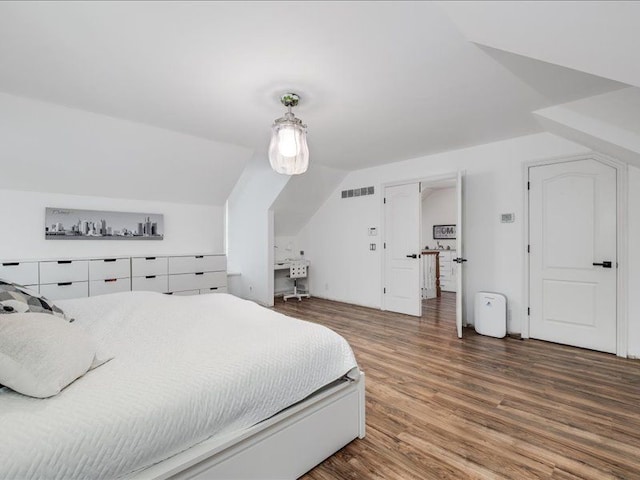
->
134, 369, 365, 480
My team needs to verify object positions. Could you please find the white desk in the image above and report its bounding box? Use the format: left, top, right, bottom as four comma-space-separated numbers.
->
274, 260, 310, 296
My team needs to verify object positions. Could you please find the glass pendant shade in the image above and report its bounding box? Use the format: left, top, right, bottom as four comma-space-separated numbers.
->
268, 94, 309, 175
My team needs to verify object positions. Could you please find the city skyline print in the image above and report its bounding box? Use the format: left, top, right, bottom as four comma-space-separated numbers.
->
45, 208, 164, 240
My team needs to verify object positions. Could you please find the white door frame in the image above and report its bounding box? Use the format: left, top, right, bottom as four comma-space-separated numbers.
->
522, 152, 628, 357
381, 171, 463, 318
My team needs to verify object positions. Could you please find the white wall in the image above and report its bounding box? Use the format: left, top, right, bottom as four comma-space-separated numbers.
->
274, 236, 300, 262
296, 132, 590, 334
628, 165, 640, 358
422, 187, 457, 250
0, 189, 224, 260
226, 155, 290, 306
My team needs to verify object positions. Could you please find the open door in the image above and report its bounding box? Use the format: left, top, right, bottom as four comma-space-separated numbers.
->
383, 182, 422, 316
454, 171, 465, 338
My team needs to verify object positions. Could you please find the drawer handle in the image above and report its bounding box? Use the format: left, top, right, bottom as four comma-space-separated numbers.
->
195, 255, 204, 259
145, 275, 156, 279
103, 259, 117, 263
165, 292, 174, 295
2, 262, 19, 266
58, 260, 72, 264
58, 282, 72, 286
195, 272, 204, 276
145, 257, 156, 260
210, 287, 218, 291
104, 279, 117, 283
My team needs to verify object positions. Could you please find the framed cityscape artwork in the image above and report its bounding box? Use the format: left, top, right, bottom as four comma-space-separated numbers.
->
45, 208, 164, 240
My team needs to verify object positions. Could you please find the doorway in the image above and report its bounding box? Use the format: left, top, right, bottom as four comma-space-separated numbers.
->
527, 157, 621, 354
383, 172, 465, 337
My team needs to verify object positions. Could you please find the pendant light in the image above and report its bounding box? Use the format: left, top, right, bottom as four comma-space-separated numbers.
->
268, 93, 309, 175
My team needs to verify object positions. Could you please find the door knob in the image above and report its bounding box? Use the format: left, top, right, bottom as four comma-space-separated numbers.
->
592, 261, 612, 268
453, 257, 468, 263
406, 254, 417, 259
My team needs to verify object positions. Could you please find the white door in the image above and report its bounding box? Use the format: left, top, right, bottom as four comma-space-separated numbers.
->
529, 159, 617, 353
384, 183, 421, 316
455, 171, 465, 338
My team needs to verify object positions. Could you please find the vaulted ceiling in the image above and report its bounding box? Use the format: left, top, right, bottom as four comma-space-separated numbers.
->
0, 1, 626, 174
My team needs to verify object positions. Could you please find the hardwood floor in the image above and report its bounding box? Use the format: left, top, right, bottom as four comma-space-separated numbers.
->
274, 293, 640, 480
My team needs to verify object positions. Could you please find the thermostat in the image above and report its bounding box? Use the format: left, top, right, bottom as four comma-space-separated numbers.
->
501, 213, 515, 223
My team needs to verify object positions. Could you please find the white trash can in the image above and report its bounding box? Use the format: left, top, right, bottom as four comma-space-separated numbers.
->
474, 292, 507, 338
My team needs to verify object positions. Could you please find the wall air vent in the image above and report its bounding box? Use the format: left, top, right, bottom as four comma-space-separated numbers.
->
341, 186, 374, 199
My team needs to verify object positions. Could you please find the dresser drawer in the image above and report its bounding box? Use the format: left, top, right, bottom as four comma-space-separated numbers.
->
40, 281, 88, 301
200, 286, 228, 294
168, 289, 199, 296
131, 257, 168, 277
40, 260, 88, 284
168, 255, 226, 274
89, 278, 131, 297
0, 261, 38, 286
132, 275, 168, 294
168, 271, 227, 292
89, 258, 130, 281
203, 271, 227, 289
168, 273, 199, 292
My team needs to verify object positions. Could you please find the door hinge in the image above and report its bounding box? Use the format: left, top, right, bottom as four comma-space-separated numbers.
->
383, 287, 386, 294
527, 245, 530, 253
527, 307, 530, 316
527, 181, 530, 190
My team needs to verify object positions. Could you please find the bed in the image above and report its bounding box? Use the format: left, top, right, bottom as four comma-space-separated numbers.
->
0, 291, 365, 479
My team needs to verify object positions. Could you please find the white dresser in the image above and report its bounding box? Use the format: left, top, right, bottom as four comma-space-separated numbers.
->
40, 259, 90, 300
89, 258, 131, 297
438, 250, 458, 293
167, 255, 227, 295
0, 254, 227, 300
131, 256, 169, 294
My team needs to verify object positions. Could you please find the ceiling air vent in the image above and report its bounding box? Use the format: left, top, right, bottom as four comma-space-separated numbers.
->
341, 186, 374, 199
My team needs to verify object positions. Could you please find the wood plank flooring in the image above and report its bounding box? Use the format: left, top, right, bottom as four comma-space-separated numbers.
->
274, 293, 640, 480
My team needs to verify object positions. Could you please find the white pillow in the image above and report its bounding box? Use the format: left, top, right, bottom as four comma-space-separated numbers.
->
0, 313, 111, 398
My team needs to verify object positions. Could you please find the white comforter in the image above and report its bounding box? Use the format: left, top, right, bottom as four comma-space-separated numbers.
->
0, 292, 358, 479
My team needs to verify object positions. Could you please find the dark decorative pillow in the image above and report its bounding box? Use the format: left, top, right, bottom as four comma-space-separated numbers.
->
0, 279, 70, 321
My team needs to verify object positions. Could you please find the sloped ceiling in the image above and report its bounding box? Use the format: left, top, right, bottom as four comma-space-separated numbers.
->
0, 92, 251, 205
0, 1, 624, 174
0, 1, 634, 223
272, 163, 347, 236
534, 87, 640, 168
439, 1, 640, 88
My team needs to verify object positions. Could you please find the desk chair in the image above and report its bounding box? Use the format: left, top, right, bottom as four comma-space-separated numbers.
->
283, 261, 310, 302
